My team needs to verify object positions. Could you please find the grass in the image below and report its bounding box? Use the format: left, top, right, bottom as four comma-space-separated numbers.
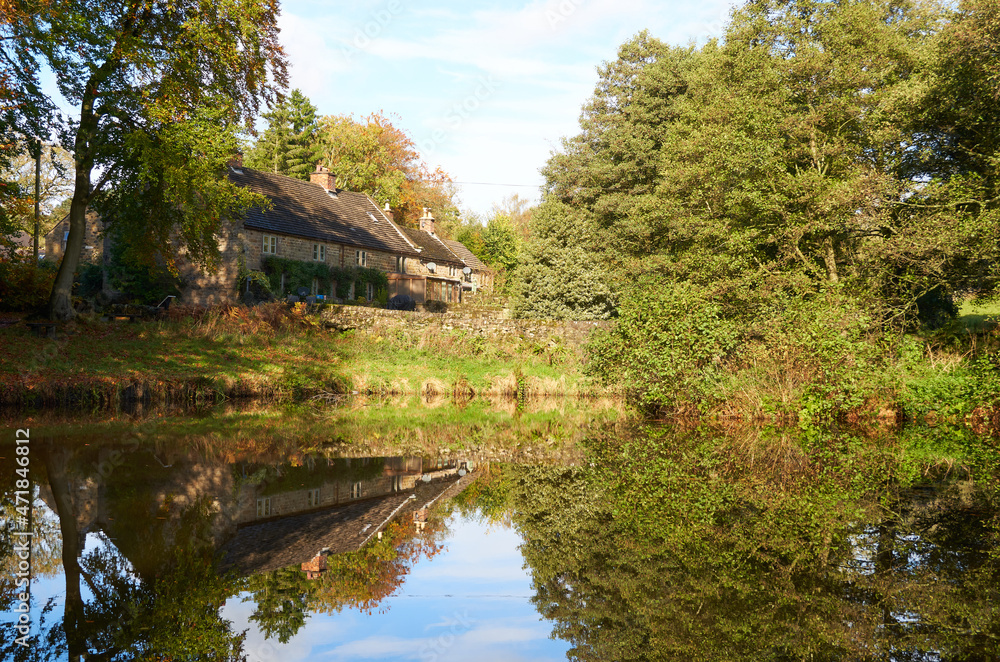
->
958, 297, 1000, 332
0, 303, 606, 406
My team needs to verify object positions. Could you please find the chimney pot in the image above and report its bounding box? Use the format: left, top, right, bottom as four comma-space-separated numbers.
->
419, 208, 436, 235
382, 202, 394, 222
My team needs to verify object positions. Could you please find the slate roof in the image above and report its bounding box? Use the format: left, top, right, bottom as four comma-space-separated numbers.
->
219, 476, 465, 575
227, 166, 419, 256
443, 239, 489, 271
400, 228, 463, 265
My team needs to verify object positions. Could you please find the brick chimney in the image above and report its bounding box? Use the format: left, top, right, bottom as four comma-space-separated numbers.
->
383, 201, 394, 222
301, 553, 327, 580
419, 208, 435, 235
310, 165, 336, 191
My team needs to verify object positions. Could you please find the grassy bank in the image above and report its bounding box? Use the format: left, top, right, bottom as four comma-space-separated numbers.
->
0, 304, 603, 407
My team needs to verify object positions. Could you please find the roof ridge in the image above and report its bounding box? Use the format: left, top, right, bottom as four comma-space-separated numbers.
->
363, 193, 422, 254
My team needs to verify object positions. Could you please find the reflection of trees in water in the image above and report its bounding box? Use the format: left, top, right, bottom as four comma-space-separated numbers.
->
241, 517, 447, 643
474, 426, 1000, 661
1, 443, 246, 661
0, 440, 453, 657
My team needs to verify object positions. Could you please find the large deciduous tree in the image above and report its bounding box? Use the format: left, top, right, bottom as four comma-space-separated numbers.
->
316, 112, 458, 229
18, 0, 287, 319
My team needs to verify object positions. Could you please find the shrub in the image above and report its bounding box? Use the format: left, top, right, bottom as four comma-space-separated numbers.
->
75, 261, 105, 299
0, 256, 57, 312
424, 299, 448, 313
587, 282, 738, 411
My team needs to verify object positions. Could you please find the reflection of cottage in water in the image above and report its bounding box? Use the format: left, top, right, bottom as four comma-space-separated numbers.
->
221, 456, 472, 576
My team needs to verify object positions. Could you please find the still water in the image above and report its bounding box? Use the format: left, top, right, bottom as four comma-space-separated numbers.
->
1, 399, 998, 661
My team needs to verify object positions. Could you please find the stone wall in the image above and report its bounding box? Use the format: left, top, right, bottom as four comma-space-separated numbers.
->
244, 227, 399, 273
320, 304, 609, 345
176, 221, 243, 306
44, 212, 105, 265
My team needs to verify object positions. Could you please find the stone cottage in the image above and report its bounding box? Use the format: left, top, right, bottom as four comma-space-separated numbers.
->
231, 164, 488, 306
41, 165, 493, 307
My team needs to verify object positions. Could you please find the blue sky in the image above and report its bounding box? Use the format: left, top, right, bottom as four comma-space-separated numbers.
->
224, 515, 568, 661
276, 0, 739, 215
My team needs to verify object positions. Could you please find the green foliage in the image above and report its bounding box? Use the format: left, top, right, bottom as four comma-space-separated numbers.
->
480, 213, 520, 274
244, 89, 320, 180
261, 255, 387, 302
588, 282, 738, 410
74, 261, 104, 299
510, 198, 615, 320
0, 254, 57, 312
536, 1, 1000, 415
99, 103, 269, 274
105, 238, 183, 305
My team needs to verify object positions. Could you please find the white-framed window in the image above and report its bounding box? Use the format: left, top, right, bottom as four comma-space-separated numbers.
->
313, 243, 325, 261
356, 250, 367, 267
256, 497, 272, 518
311, 277, 319, 295
262, 234, 277, 255
351, 482, 362, 499
395, 256, 405, 272
391, 476, 402, 492
366, 282, 374, 300
307, 488, 321, 507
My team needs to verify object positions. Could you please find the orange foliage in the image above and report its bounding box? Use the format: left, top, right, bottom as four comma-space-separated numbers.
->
310, 518, 444, 615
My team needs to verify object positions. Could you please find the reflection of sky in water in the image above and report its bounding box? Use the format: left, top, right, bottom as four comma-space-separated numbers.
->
222, 513, 568, 662
6, 499, 565, 661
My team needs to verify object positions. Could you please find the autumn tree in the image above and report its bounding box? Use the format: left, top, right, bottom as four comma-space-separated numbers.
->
15, 0, 287, 319
316, 112, 458, 229
3, 142, 73, 235
0, 0, 50, 246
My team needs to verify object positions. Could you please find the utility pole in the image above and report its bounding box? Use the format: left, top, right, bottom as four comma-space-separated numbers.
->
33, 138, 41, 261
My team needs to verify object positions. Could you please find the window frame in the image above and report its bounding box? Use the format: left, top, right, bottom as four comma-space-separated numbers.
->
262, 234, 277, 255
356, 250, 367, 267
313, 243, 326, 261
256, 497, 272, 518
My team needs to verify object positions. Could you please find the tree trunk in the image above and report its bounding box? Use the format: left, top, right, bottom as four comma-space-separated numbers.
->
39, 444, 87, 661
47, 84, 98, 321
823, 236, 840, 283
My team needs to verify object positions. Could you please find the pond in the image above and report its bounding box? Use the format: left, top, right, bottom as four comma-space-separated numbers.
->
1, 398, 998, 661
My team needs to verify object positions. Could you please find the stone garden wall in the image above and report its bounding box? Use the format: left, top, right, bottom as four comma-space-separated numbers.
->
319, 304, 609, 345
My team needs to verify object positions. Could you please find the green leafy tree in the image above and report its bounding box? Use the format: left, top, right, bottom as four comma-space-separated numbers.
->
510, 198, 615, 320
481, 213, 520, 273
17, 0, 288, 319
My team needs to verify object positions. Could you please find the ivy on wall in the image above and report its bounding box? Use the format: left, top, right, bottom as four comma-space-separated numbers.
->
261, 255, 388, 301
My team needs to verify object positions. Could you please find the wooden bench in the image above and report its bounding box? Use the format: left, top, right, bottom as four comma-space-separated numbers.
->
25, 321, 60, 338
